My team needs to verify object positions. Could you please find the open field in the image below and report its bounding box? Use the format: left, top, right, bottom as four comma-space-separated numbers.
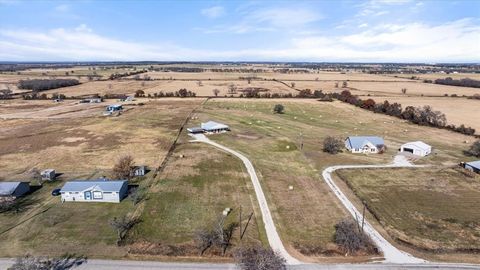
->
131, 140, 265, 257
369, 96, 480, 132
191, 98, 475, 262
0, 98, 202, 257
385, 73, 480, 81
335, 167, 480, 256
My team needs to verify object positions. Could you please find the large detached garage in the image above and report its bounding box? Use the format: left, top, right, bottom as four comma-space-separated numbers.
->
400, 141, 432, 157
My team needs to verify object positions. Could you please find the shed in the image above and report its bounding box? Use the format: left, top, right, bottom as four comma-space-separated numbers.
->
464, 160, 480, 174
345, 136, 385, 154
41, 169, 56, 181
60, 180, 128, 203
400, 141, 432, 157
133, 166, 147, 176
106, 104, 123, 112
0, 182, 30, 197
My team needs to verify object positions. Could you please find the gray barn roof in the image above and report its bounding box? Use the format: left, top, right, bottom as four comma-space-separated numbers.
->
0, 182, 27, 196
466, 160, 480, 169
201, 121, 229, 131
61, 180, 127, 192
346, 136, 385, 149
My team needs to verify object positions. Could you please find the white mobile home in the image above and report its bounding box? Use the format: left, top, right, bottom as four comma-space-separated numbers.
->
0, 182, 30, 198
345, 136, 385, 154
400, 141, 432, 157
60, 180, 128, 203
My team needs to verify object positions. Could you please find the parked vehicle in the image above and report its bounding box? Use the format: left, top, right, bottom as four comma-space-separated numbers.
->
51, 188, 61, 196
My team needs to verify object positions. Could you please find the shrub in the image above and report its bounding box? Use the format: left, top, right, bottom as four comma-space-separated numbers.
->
334, 219, 376, 254
323, 136, 343, 154
273, 104, 285, 114
234, 246, 286, 270
465, 140, 480, 157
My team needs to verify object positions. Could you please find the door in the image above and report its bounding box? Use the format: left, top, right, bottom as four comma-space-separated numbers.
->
84, 191, 92, 200
403, 147, 414, 154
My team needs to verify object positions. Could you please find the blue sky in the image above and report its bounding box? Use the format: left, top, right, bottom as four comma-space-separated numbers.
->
0, 0, 479, 62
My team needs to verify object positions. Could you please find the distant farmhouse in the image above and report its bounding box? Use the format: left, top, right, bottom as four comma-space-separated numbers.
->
80, 97, 103, 103
187, 121, 230, 134
400, 141, 432, 157
60, 180, 128, 203
345, 136, 385, 154
462, 160, 480, 174
0, 182, 30, 198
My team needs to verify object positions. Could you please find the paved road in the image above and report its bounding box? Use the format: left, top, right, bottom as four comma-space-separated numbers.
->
321, 155, 427, 263
190, 133, 301, 265
2, 258, 480, 270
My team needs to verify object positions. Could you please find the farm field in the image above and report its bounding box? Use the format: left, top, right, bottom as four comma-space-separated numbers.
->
335, 167, 480, 263
369, 96, 480, 132
0, 98, 202, 257
192, 98, 475, 262
131, 139, 265, 258
385, 73, 480, 81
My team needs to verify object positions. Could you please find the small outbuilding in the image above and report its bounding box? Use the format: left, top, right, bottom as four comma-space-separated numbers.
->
132, 166, 147, 177
41, 169, 56, 181
345, 136, 385, 154
400, 141, 432, 157
463, 160, 480, 174
0, 182, 30, 198
60, 180, 128, 203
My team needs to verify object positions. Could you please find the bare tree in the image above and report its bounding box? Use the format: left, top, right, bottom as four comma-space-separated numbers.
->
401, 88, 407, 94
291, 82, 295, 88
110, 215, 139, 246
112, 155, 134, 180
212, 88, 220, 97
323, 136, 343, 154
342, 81, 348, 88
197, 81, 203, 86
29, 167, 42, 184
227, 83, 237, 94
335, 82, 339, 88
334, 218, 376, 255
234, 246, 286, 270
273, 104, 284, 114
194, 228, 217, 256
195, 215, 238, 256
8, 254, 87, 270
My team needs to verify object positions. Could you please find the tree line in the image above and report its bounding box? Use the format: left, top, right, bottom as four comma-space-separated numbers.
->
136, 88, 197, 98
433, 77, 480, 88
333, 90, 476, 136
17, 79, 80, 91
108, 70, 147, 80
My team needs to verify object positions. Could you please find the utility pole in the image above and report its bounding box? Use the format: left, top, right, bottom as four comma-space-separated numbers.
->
299, 132, 304, 150
361, 202, 366, 232
239, 205, 242, 242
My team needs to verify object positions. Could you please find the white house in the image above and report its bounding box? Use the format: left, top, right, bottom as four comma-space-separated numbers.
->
0, 182, 30, 198
400, 141, 432, 157
187, 121, 230, 134
60, 180, 128, 203
345, 136, 385, 154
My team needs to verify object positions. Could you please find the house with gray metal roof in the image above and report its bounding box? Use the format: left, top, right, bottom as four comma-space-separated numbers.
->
60, 180, 128, 203
187, 121, 230, 134
464, 160, 480, 174
0, 182, 30, 198
345, 136, 386, 154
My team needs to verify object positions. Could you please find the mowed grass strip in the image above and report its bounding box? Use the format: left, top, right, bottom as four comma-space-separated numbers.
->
132, 141, 265, 256
336, 167, 480, 251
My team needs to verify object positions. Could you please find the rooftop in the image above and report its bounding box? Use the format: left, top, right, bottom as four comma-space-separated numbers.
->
466, 160, 480, 169
0, 182, 27, 196
347, 136, 385, 149
61, 180, 127, 192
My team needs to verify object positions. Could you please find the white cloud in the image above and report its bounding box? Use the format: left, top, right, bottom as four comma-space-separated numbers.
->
198, 6, 321, 34
359, 23, 369, 28
55, 4, 70, 12
201, 6, 225, 18
0, 19, 479, 62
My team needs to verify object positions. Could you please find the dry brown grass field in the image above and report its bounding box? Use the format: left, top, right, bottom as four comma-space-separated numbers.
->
192, 98, 476, 262
0, 98, 203, 258
369, 96, 480, 132
386, 73, 480, 81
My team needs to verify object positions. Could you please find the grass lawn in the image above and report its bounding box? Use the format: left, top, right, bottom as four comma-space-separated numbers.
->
132, 139, 265, 257
192, 98, 474, 261
336, 167, 480, 252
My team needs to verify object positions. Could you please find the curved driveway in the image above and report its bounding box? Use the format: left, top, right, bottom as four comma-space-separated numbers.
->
190, 133, 301, 265
322, 155, 427, 263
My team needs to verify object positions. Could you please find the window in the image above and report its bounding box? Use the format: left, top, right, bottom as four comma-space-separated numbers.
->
92, 191, 103, 199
